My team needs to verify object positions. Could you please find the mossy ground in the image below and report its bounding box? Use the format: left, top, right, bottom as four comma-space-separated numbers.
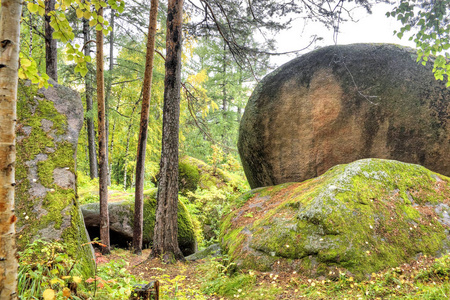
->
220, 159, 450, 278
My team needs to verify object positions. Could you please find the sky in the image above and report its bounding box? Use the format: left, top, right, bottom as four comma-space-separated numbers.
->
272, 2, 416, 67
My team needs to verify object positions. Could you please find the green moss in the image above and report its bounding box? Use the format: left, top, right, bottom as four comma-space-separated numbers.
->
41, 188, 76, 229
179, 160, 200, 193
37, 141, 75, 187
221, 159, 450, 278
61, 204, 95, 277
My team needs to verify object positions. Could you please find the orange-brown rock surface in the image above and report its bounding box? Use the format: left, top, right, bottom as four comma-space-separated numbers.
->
238, 44, 450, 188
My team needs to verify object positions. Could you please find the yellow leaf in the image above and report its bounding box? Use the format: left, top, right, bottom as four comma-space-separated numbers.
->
210, 101, 219, 111
73, 276, 82, 283
18, 68, 26, 79
50, 278, 59, 285
76, 8, 83, 18
62, 287, 71, 298
21, 59, 32, 68
42, 289, 56, 300
27, 3, 39, 13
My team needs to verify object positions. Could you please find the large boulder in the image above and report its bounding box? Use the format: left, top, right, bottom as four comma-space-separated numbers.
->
220, 159, 450, 278
238, 44, 450, 189
15, 80, 95, 276
81, 190, 197, 256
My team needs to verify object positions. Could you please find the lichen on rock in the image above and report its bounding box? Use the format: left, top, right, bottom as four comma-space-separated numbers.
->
220, 159, 450, 279
15, 80, 95, 277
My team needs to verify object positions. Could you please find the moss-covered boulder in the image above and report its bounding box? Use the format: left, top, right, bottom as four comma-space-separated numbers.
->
15, 80, 95, 276
81, 190, 197, 255
154, 155, 244, 195
238, 44, 450, 189
220, 159, 450, 279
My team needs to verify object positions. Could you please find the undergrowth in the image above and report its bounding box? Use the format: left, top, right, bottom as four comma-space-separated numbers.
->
17, 240, 141, 299
17, 239, 450, 299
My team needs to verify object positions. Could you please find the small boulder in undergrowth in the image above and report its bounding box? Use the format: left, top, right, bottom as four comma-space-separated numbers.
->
81, 190, 197, 255
220, 159, 450, 278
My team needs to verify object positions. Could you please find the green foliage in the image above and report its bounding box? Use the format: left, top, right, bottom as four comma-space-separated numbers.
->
21, 0, 125, 84
416, 255, 450, 282
18, 240, 142, 299
18, 240, 87, 299
199, 256, 256, 297
88, 259, 141, 299
19, 53, 51, 88
186, 187, 230, 246
389, 0, 450, 86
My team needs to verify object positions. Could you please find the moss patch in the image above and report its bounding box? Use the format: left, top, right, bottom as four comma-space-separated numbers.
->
220, 159, 450, 278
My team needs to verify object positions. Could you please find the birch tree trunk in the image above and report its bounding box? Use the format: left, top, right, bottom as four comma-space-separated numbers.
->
0, 0, 22, 297
96, 6, 110, 255
133, 0, 159, 255
151, 0, 185, 262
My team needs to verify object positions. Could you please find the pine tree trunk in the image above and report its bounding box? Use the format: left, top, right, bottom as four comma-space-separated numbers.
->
96, 6, 110, 255
221, 43, 227, 145
105, 8, 114, 186
109, 101, 119, 184
123, 93, 141, 190
222, 43, 227, 112
29, 10, 33, 56
45, 0, 57, 82
83, 14, 98, 179
0, 0, 21, 297
151, 0, 185, 262
123, 108, 136, 190
123, 132, 130, 189
133, 0, 159, 255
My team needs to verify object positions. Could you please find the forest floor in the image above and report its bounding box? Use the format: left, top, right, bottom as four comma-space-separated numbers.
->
95, 247, 450, 300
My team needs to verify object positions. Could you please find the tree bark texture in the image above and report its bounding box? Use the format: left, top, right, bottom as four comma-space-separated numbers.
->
133, 0, 159, 255
0, 0, 21, 298
105, 9, 114, 186
96, 7, 110, 255
151, 0, 185, 262
83, 15, 98, 179
45, 0, 58, 82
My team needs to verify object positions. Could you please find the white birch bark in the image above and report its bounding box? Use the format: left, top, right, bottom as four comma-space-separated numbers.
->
0, 0, 22, 298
